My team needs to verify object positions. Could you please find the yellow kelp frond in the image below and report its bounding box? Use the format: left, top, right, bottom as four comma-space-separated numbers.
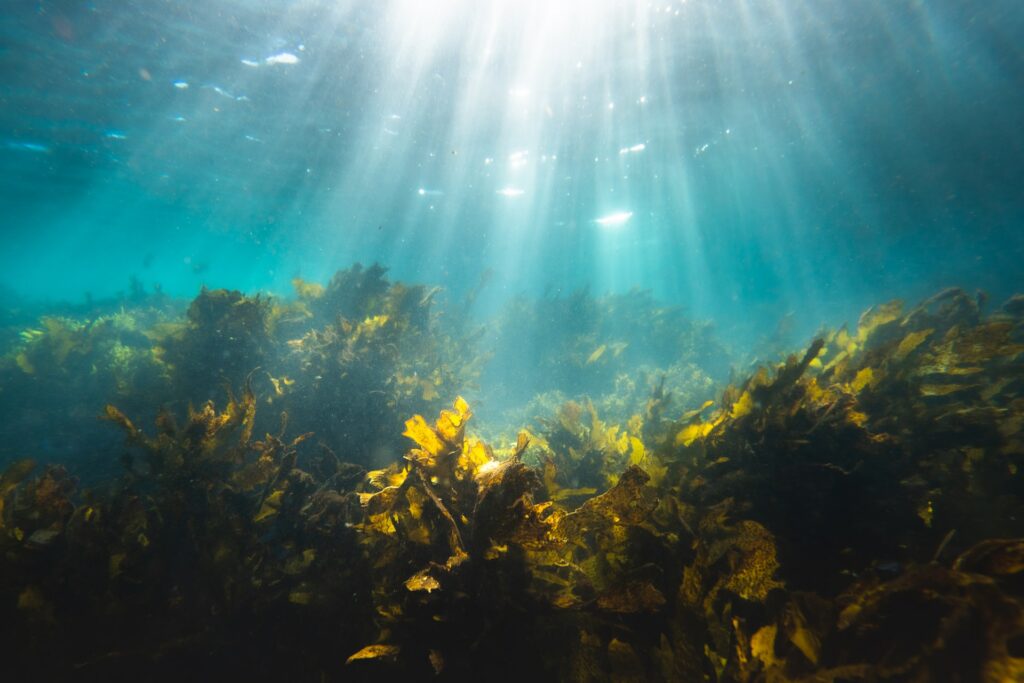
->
675, 420, 716, 448
557, 465, 657, 536
730, 390, 754, 419
586, 344, 607, 365
436, 395, 471, 443
403, 396, 473, 475
856, 299, 903, 343
346, 644, 400, 665
291, 276, 325, 300
403, 414, 445, 458
366, 465, 409, 490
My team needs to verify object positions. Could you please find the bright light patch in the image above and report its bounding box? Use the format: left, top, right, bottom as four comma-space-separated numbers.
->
496, 187, 525, 197
265, 52, 300, 66
618, 143, 646, 155
508, 150, 528, 169
477, 459, 500, 475
595, 211, 633, 228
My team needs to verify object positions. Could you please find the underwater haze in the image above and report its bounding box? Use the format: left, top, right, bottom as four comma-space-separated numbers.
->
2, 1, 1022, 331
2, 1, 1024, 681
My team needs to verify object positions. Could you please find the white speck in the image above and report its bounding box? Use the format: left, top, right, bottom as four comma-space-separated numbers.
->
619, 143, 646, 155
265, 52, 300, 66
105, 130, 127, 140
594, 211, 633, 227
244, 134, 262, 142
207, 85, 237, 99
173, 80, 189, 89
383, 127, 398, 136
608, 102, 615, 110
638, 95, 647, 105
171, 115, 186, 122
484, 157, 493, 165
240, 59, 260, 67
496, 187, 524, 197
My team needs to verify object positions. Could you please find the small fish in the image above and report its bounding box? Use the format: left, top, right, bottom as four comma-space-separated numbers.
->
586, 344, 607, 365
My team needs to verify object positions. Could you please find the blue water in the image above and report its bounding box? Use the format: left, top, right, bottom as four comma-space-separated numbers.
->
1, 0, 1021, 342
3, 4, 1024, 679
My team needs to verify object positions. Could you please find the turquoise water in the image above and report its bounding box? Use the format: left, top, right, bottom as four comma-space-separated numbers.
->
2, 4, 1024, 679
3, 1, 1020, 337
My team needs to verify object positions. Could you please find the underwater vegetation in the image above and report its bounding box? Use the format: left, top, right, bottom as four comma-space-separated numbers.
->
0, 298, 180, 478
1, 275, 1023, 681
481, 287, 728, 420
0, 264, 481, 475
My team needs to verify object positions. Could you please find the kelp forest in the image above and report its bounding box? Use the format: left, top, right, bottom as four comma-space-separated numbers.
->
1, 265, 1023, 682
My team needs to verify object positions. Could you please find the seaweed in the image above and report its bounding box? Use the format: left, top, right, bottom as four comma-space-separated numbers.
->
482, 287, 725, 418
156, 287, 272, 404
0, 309, 173, 474
0, 278, 1022, 681
0, 391, 373, 680
650, 287, 1024, 680
278, 265, 481, 467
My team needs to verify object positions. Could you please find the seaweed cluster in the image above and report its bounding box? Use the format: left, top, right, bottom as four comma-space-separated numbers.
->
1, 389, 372, 680
660, 288, 1024, 680
0, 264, 480, 473
1, 279, 1023, 681
0, 304, 177, 475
